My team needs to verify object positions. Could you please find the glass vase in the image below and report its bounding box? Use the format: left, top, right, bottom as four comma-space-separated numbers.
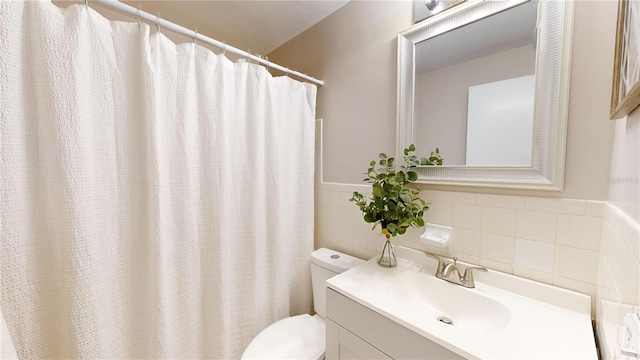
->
377, 230, 397, 268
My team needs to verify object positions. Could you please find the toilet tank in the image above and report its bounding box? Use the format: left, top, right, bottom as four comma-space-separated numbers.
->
310, 248, 364, 319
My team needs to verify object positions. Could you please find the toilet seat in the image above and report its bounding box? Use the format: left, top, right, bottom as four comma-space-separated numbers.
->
241, 314, 325, 360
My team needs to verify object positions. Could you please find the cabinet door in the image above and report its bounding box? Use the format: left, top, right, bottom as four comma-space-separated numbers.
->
326, 319, 340, 360
327, 289, 465, 360
338, 326, 391, 360
326, 319, 391, 360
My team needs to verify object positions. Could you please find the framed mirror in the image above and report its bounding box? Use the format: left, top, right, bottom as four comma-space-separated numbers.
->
397, 0, 574, 190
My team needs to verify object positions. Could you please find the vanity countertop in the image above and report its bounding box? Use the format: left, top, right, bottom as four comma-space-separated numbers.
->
326, 246, 597, 359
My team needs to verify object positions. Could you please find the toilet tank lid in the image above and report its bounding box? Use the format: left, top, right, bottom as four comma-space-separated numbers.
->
310, 248, 365, 273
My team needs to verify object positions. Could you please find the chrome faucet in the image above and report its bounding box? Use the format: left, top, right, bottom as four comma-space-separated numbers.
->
425, 252, 487, 288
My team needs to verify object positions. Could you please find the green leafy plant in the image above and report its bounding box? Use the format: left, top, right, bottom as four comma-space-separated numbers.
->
349, 144, 431, 238
350, 144, 442, 267
420, 148, 444, 166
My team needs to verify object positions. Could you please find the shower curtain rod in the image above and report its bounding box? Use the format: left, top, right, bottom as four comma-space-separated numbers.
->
92, 0, 324, 86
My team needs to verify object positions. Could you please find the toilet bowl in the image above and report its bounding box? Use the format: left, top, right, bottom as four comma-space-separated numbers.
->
241, 248, 364, 360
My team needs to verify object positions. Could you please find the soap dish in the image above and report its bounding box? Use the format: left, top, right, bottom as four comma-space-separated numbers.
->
420, 223, 452, 252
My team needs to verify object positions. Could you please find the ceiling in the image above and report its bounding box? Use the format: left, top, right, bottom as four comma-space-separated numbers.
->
113, 0, 350, 55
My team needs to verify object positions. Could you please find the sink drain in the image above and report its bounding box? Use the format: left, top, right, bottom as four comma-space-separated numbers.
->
437, 316, 453, 325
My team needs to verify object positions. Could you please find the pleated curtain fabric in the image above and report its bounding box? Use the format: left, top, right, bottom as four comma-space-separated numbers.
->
0, 1, 316, 358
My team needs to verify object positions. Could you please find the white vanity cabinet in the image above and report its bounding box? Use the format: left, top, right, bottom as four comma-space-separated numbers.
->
324, 247, 597, 359
325, 288, 464, 360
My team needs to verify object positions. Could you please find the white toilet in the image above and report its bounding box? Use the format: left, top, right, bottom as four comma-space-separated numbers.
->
241, 248, 364, 360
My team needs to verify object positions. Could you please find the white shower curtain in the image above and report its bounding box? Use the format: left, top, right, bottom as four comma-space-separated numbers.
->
0, 1, 316, 358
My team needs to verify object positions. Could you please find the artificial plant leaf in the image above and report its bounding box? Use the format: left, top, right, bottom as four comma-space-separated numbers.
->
375, 198, 384, 209
372, 185, 382, 197
387, 223, 397, 233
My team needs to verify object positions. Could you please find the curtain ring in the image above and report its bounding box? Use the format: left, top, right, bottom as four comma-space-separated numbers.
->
264, 56, 270, 69
137, 6, 141, 28
246, 49, 251, 63
156, 13, 161, 33
286, 68, 290, 77
193, 27, 198, 44
222, 42, 226, 56
84, 0, 88, 9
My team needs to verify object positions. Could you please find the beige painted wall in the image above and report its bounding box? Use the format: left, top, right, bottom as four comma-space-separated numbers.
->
416, 45, 535, 165
268, 0, 413, 186
269, 0, 617, 200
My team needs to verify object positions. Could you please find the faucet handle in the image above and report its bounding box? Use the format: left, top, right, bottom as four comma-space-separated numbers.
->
461, 265, 488, 288
424, 252, 446, 276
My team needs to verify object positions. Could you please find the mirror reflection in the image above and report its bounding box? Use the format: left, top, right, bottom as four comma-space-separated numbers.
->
414, 1, 538, 166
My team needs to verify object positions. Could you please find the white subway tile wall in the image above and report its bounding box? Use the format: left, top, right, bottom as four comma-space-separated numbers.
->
514, 238, 555, 273
480, 232, 515, 263
314, 183, 607, 305
451, 228, 481, 256
481, 207, 516, 236
596, 203, 640, 360
452, 204, 482, 230
515, 210, 557, 243
426, 202, 454, 226
553, 245, 599, 284
477, 194, 525, 209
557, 214, 603, 251
524, 197, 586, 214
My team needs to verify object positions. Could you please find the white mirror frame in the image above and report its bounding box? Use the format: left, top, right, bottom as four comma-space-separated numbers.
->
397, 0, 574, 190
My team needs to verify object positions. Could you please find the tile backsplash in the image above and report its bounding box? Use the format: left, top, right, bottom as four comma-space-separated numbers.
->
315, 182, 604, 308
596, 203, 640, 359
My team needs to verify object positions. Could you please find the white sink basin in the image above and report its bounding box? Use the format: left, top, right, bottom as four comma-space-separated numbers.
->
393, 271, 510, 333
326, 246, 597, 359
